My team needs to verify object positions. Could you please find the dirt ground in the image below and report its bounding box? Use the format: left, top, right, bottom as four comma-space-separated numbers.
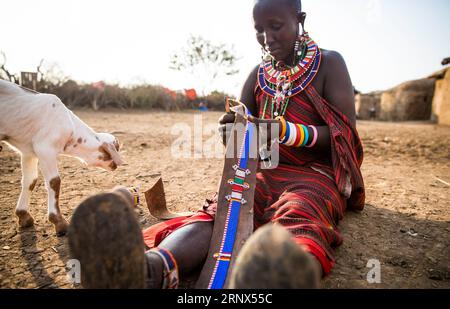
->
0, 110, 449, 289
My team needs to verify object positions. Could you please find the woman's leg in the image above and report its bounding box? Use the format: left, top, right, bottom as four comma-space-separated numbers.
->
269, 186, 346, 276
145, 221, 213, 288
69, 191, 213, 288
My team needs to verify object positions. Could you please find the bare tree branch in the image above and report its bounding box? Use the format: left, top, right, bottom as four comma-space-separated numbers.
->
169, 36, 239, 93
0, 51, 19, 83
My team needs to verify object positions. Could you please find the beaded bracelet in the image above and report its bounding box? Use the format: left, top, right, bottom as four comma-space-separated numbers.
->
294, 123, 304, 147
305, 125, 318, 148
277, 116, 287, 142
294, 124, 305, 147
286, 122, 297, 146
276, 116, 318, 148
281, 118, 291, 144
301, 124, 309, 147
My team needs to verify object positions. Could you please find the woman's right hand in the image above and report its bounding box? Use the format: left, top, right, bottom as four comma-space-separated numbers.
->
218, 113, 236, 146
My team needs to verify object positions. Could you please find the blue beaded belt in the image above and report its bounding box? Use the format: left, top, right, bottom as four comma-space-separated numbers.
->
208, 109, 255, 289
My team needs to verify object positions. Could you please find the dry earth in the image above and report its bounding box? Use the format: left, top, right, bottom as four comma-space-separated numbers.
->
0, 110, 449, 289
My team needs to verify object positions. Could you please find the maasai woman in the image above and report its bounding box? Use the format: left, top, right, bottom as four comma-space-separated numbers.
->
69, 0, 364, 289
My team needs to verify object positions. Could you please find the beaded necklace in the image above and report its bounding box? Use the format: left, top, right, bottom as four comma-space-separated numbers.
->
259, 36, 321, 119
263, 37, 317, 84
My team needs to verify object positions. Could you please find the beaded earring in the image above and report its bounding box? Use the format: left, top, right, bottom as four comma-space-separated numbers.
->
261, 46, 271, 62
294, 23, 309, 64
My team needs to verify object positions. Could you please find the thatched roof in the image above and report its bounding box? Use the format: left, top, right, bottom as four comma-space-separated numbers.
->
429, 67, 449, 80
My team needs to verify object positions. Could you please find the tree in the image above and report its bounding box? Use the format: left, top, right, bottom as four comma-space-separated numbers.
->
169, 35, 239, 94
0, 51, 19, 83
36, 60, 69, 92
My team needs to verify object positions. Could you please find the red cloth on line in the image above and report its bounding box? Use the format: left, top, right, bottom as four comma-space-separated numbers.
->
184, 89, 197, 101
143, 81, 365, 276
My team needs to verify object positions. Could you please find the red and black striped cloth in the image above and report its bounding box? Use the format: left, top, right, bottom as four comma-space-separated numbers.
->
143, 83, 365, 276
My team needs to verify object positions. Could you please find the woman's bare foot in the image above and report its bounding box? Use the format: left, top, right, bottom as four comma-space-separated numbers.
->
68, 192, 147, 288
229, 224, 321, 289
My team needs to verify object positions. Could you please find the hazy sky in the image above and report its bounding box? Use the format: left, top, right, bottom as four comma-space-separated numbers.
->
1, 0, 449, 95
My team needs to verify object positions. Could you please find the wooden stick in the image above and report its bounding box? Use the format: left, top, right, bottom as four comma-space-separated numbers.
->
435, 177, 450, 187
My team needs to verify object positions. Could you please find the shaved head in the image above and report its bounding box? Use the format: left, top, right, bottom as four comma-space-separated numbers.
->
255, 0, 302, 13
287, 0, 302, 13
253, 0, 305, 64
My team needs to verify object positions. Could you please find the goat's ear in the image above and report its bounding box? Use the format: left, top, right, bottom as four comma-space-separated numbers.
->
113, 138, 120, 151
102, 142, 124, 166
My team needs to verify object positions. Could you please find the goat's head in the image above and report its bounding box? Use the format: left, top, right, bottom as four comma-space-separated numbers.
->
82, 133, 123, 171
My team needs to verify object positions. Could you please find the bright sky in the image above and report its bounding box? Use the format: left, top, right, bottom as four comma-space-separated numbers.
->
1, 0, 449, 95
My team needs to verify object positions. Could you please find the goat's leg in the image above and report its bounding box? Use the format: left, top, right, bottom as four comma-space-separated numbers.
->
15, 153, 39, 228
36, 149, 69, 236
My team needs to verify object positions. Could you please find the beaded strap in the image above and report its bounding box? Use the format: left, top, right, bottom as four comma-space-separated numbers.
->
207, 107, 255, 290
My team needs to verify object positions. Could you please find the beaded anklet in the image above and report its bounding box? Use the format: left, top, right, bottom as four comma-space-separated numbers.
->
149, 247, 179, 289
126, 186, 140, 206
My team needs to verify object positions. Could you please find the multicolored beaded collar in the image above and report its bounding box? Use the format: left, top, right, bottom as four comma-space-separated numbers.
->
257, 36, 322, 118
258, 49, 321, 99
263, 37, 318, 85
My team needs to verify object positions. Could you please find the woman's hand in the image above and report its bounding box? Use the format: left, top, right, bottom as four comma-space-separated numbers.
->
218, 113, 236, 146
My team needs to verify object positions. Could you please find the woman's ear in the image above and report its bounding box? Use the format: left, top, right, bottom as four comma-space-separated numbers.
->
297, 11, 306, 28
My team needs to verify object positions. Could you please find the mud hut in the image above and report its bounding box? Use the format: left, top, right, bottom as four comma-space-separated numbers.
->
355, 91, 382, 120
430, 67, 450, 126
379, 78, 435, 121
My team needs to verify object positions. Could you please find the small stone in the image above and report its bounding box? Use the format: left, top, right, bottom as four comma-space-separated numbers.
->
407, 229, 418, 237
425, 254, 437, 264
428, 269, 444, 281
400, 261, 409, 268
24, 248, 44, 254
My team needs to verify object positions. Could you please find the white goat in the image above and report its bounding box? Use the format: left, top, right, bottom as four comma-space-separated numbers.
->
0, 79, 123, 236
